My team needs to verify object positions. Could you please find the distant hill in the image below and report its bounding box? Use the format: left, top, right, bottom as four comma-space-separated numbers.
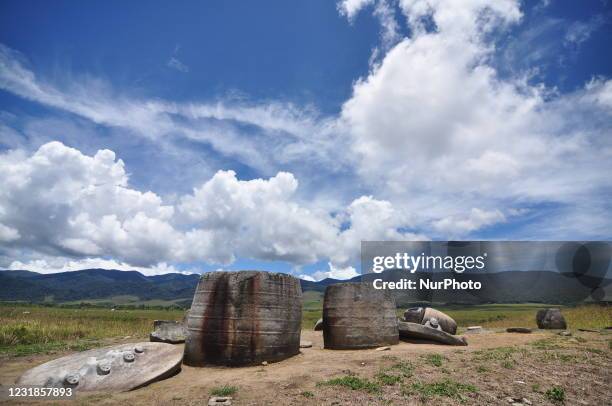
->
0, 268, 608, 306
0, 269, 200, 305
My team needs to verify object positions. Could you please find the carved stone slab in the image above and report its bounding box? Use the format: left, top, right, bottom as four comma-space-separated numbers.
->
16, 342, 183, 392
398, 321, 467, 346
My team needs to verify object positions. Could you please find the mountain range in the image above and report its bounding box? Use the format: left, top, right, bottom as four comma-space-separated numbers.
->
0, 268, 609, 307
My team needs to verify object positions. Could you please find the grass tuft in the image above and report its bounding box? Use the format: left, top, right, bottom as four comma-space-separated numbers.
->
545, 386, 565, 403
403, 379, 477, 400
423, 353, 444, 367
375, 372, 402, 386
317, 375, 381, 393
388, 361, 414, 377
210, 385, 238, 397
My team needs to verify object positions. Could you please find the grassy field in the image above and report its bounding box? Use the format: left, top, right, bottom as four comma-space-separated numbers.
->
1, 301, 609, 357
428, 303, 611, 331
0, 305, 185, 356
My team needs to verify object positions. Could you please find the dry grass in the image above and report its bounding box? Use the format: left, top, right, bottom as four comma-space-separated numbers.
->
0, 305, 184, 356
437, 303, 611, 330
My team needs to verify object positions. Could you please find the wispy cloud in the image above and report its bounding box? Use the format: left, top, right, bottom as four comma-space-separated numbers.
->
167, 56, 189, 73
564, 15, 605, 48
1, 1, 612, 276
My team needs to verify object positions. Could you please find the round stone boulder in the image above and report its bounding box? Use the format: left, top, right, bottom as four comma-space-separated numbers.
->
536, 308, 567, 329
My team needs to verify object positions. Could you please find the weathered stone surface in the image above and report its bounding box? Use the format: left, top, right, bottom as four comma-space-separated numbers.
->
403, 307, 425, 324
16, 342, 182, 392
536, 308, 567, 329
208, 396, 232, 405
313, 318, 323, 331
150, 320, 187, 344
424, 317, 442, 331
184, 271, 302, 367
403, 307, 457, 335
398, 321, 467, 346
323, 283, 399, 350
506, 327, 532, 333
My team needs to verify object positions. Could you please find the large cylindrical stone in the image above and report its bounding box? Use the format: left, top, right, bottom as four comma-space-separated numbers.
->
536, 308, 567, 329
184, 271, 302, 366
323, 283, 399, 349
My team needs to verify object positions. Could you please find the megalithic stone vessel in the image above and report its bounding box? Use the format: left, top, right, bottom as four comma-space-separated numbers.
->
323, 282, 399, 349
403, 307, 458, 335
16, 342, 183, 392
183, 271, 302, 366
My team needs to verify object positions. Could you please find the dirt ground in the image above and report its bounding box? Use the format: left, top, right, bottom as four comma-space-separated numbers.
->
1, 329, 610, 405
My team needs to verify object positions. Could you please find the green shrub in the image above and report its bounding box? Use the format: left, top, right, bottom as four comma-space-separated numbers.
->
545, 386, 565, 403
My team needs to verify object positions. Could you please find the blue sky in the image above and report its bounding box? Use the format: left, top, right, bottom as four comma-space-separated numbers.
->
0, 0, 611, 279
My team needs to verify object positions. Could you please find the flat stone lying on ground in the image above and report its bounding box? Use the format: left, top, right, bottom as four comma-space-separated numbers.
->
465, 326, 491, 335
17, 342, 183, 392
398, 321, 467, 346
150, 320, 187, 344
506, 327, 532, 333
300, 341, 313, 348
208, 397, 232, 405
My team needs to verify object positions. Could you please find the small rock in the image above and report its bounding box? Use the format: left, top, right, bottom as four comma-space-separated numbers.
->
558, 331, 572, 336
465, 326, 485, 334
374, 346, 391, 351
506, 327, 532, 333
300, 340, 313, 348
314, 318, 323, 331
150, 320, 186, 344
514, 380, 525, 385
261, 361, 268, 366
506, 396, 515, 404
22, 311, 30, 314
522, 398, 532, 405
360, 362, 366, 366
208, 396, 232, 406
